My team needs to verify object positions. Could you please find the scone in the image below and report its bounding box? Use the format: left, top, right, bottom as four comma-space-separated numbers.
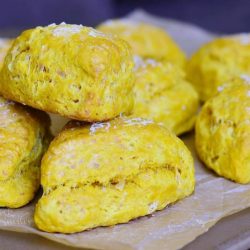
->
132, 57, 199, 135
97, 19, 186, 67
0, 38, 12, 68
195, 77, 250, 183
34, 117, 195, 233
0, 96, 51, 208
0, 23, 134, 122
187, 34, 250, 101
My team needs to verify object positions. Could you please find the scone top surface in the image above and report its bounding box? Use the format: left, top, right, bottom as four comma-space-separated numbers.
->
0, 96, 50, 207
97, 19, 186, 67
195, 76, 250, 183
35, 117, 195, 233
132, 56, 199, 135
187, 34, 250, 101
0, 23, 134, 121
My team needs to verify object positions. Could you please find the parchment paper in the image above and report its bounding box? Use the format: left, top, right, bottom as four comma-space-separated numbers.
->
1, 10, 250, 250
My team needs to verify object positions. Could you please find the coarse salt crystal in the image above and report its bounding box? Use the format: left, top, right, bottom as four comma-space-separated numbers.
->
237, 34, 250, 45
89, 122, 111, 134
48, 23, 56, 27
217, 85, 225, 92
115, 180, 125, 191
123, 117, 154, 126
148, 201, 158, 213
53, 24, 83, 37
133, 56, 159, 71
240, 74, 250, 83
88, 29, 105, 38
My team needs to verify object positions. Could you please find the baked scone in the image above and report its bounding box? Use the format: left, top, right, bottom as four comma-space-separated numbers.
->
0, 38, 12, 68
0, 96, 51, 208
97, 19, 186, 67
34, 117, 195, 233
0, 23, 134, 122
195, 76, 250, 183
132, 57, 199, 135
187, 34, 250, 101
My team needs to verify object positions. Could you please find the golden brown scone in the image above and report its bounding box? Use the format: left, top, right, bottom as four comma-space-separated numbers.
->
97, 19, 186, 67
0, 23, 134, 122
132, 56, 199, 135
187, 34, 250, 101
195, 76, 250, 183
0, 38, 12, 68
0, 96, 51, 208
34, 117, 195, 233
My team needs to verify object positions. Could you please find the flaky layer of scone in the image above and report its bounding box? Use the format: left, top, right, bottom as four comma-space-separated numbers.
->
0, 23, 134, 121
187, 34, 250, 101
35, 117, 195, 233
132, 57, 199, 135
196, 77, 250, 183
0, 96, 51, 208
97, 19, 186, 67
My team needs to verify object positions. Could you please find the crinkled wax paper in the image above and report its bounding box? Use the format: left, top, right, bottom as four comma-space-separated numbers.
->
0, 10, 250, 250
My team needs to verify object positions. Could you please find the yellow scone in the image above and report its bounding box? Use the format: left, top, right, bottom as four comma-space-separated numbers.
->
97, 19, 186, 67
0, 23, 134, 121
0, 96, 51, 208
195, 77, 250, 183
187, 34, 250, 101
34, 117, 195, 233
132, 57, 199, 135
0, 38, 12, 68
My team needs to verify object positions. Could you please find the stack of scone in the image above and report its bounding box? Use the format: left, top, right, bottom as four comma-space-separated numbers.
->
2, 18, 249, 235
0, 21, 197, 233
0, 20, 250, 233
